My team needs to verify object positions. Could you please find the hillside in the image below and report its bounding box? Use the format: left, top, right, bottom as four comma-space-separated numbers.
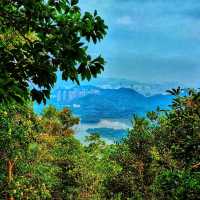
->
34, 86, 172, 123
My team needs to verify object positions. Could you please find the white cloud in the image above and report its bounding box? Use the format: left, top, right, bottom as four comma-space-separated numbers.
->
98, 119, 130, 130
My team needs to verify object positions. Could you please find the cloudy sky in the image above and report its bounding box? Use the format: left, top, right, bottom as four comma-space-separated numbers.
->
79, 0, 200, 87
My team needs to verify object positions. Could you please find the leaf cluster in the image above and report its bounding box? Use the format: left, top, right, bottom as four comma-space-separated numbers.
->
0, 0, 107, 103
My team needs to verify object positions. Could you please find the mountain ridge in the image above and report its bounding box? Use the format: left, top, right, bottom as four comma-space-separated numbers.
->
34, 86, 173, 123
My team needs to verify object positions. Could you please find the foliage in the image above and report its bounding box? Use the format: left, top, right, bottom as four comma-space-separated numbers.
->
0, 101, 120, 199
36, 111, 120, 200
106, 88, 200, 200
0, 88, 200, 199
0, 0, 107, 103
105, 116, 154, 199
0, 102, 58, 199
41, 105, 79, 136
2, 1, 199, 199
152, 170, 200, 200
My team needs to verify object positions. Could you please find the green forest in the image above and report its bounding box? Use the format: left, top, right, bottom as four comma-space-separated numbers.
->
0, 0, 200, 199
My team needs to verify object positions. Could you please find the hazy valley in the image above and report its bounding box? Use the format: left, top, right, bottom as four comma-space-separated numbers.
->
34, 79, 174, 142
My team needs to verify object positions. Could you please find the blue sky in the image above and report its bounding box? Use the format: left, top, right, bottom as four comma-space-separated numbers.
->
79, 0, 200, 87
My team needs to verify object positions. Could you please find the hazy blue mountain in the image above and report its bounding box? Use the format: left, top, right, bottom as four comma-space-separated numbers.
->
34, 85, 173, 123
33, 85, 174, 141
54, 73, 182, 96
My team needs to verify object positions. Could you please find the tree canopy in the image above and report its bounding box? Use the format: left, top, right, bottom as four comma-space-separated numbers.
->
0, 0, 107, 103
1, 90, 199, 199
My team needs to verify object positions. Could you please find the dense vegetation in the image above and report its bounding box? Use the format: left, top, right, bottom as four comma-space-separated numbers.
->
0, 0, 200, 199
0, 0, 107, 103
0, 89, 199, 199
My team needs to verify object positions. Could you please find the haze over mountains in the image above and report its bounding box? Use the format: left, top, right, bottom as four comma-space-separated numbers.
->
34, 78, 177, 141
54, 74, 182, 96
35, 80, 174, 123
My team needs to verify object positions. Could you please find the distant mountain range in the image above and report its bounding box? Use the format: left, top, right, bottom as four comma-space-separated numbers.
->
53, 74, 183, 96
34, 85, 173, 123
33, 77, 184, 141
